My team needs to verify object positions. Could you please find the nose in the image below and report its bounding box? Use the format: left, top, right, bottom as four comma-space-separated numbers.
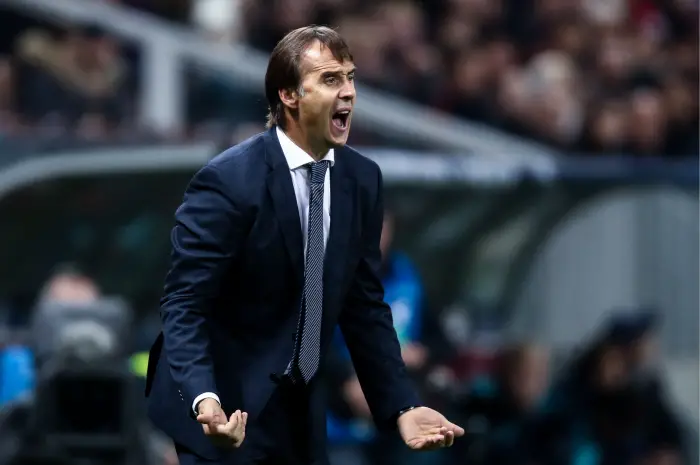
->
339, 80, 355, 101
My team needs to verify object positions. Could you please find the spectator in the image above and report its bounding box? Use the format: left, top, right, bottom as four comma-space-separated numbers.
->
620, 311, 685, 464
627, 88, 668, 156
580, 98, 630, 153
0, 265, 100, 408
0, 0, 695, 153
36, 265, 101, 306
0, 55, 20, 135
450, 342, 551, 465
15, 26, 130, 131
236, 0, 698, 155
539, 311, 685, 465
533, 335, 631, 465
325, 209, 447, 465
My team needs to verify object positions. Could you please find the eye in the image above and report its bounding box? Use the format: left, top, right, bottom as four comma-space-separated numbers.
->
324, 76, 338, 85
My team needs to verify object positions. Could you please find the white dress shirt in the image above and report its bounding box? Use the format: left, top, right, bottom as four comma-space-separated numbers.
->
191, 127, 334, 414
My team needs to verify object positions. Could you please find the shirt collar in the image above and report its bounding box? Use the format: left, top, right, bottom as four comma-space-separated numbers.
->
276, 126, 335, 171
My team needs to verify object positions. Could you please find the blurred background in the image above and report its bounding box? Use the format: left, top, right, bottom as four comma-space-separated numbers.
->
0, 0, 696, 464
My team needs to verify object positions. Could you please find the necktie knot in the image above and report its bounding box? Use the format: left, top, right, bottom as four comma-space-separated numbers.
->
309, 160, 329, 184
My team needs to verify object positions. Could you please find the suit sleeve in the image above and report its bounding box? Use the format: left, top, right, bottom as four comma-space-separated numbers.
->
160, 164, 247, 413
338, 168, 421, 430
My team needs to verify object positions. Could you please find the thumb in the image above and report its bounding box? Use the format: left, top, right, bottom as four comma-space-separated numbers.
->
446, 421, 465, 437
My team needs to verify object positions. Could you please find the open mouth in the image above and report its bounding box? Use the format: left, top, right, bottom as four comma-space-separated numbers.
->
331, 110, 350, 130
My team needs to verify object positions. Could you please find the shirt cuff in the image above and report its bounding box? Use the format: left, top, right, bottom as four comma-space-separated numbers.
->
395, 405, 420, 424
192, 392, 220, 415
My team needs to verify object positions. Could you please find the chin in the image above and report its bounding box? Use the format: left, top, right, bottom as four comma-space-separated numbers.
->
327, 134, 350, 148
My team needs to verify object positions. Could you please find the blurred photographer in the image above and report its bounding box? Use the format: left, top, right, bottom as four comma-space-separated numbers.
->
0, 266, 160, 465
536, 310, 686, 465
449, 342, 551, 465
0, 266, 99, 409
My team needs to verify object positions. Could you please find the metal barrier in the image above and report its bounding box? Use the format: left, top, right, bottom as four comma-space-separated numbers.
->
1, 0, 560, 160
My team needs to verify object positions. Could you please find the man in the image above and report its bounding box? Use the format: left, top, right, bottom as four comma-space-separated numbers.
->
0, 266, 99, 407
145, 26, 463, 465
326, 209, 452, 465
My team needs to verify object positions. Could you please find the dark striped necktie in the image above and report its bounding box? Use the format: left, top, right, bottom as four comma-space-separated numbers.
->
288, 160, 329, 384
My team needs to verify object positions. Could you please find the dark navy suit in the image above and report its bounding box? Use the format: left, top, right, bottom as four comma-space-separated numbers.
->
145, 128, 420, 464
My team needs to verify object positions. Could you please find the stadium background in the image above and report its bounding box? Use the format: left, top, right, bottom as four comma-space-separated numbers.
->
0, 0, 697, 464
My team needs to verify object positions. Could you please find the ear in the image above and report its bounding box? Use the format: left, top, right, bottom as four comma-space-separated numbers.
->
279, 87, 300, 110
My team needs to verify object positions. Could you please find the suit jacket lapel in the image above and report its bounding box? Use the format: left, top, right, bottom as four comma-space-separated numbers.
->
264, 129, 304, 286
263, 128, 354, 290
321, 157, 353, 342
324, 157, 352, 287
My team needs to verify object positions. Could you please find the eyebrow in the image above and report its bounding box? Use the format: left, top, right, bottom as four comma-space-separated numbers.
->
321, 68, 356, 77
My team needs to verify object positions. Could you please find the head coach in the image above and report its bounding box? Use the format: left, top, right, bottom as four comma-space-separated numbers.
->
145, 25, 464, 465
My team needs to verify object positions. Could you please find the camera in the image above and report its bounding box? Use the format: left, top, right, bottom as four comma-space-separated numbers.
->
0, 298, 151, 465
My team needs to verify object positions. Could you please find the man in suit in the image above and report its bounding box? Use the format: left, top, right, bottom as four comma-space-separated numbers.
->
145, 25, 464, 465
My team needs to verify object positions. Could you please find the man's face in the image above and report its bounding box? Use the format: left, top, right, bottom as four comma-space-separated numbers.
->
294, 41, 356, 149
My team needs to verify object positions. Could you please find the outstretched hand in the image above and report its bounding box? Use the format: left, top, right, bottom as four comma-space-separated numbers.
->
197, 398, 248, 448
397, 407, 465, 451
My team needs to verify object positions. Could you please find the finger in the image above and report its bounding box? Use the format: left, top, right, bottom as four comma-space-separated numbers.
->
222, 411, 243, 432
232, 411, 243, 435
215, 423, 233, 435
446, 421, 465, 437
232, 423, 246, 445
228, 410, 241, 426
410, 434, 445, 450
234, 412, 246, 433
218, 415, 238, 435
197, 414, 221, 426
242, 411, 248, 427
419, 439, 443, 451
444, 430, 455, 447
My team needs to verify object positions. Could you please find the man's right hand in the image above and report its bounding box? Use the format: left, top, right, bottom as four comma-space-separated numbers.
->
196, 398, 248, 448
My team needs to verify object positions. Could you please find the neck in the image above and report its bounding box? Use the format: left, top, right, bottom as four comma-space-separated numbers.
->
282, 124, 329, 161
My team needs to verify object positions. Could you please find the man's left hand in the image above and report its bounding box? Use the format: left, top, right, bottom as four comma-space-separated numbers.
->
397, 407, 464, 451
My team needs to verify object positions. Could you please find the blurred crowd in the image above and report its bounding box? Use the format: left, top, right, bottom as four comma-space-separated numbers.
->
240, 0, 699, 155
0, 0, 696, 154
0, 208, 692, 465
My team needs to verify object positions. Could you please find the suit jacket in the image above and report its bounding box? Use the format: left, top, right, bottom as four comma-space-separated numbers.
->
145, 127, 420, 462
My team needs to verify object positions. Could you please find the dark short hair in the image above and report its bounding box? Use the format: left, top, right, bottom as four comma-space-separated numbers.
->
264, 25, 353, 129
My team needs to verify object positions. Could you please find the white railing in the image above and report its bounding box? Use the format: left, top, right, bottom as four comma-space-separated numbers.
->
2, 0, 560, 161
0, 145, 560, 200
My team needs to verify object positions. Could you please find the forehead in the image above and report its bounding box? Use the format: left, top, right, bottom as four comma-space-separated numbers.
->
299, 40, 354, 75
